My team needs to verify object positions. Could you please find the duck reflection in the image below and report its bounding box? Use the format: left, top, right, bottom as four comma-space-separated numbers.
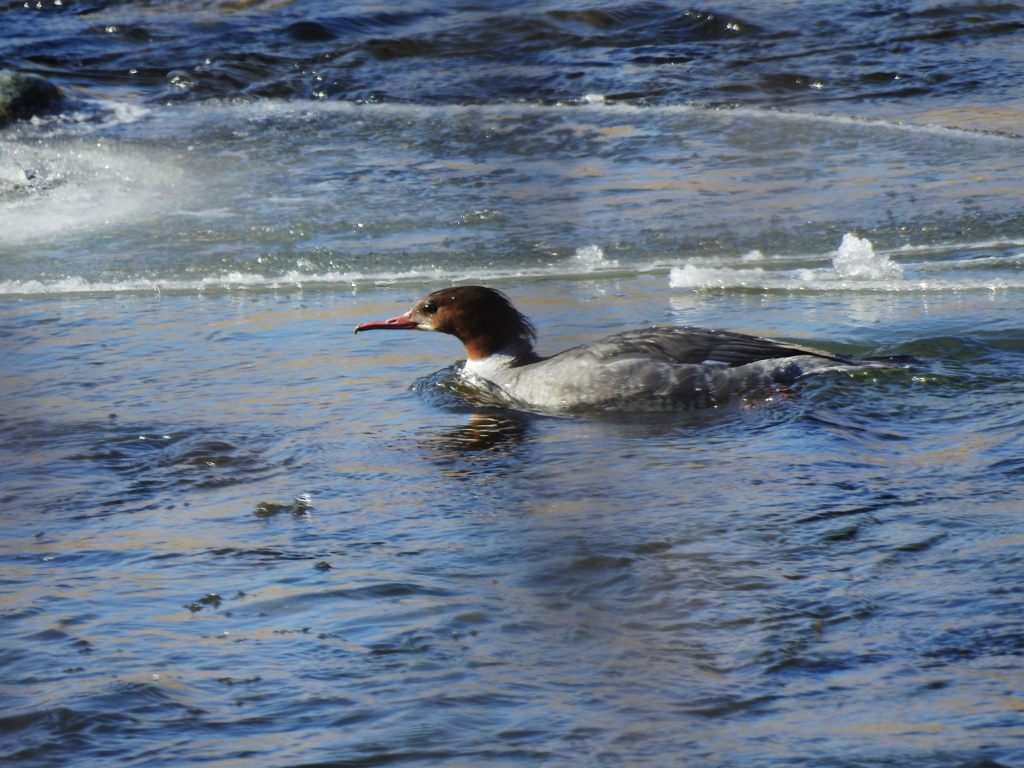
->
421, 412, 531, 477
436, 412, 529, 453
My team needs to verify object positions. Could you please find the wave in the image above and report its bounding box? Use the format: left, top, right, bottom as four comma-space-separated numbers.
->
4, 237, 1023, 297
0, 250, 629, 297
669, 233, 1024, 294
668, 265, 1024, 294
197, 98, 1019, 143
20, 93, 1024, 143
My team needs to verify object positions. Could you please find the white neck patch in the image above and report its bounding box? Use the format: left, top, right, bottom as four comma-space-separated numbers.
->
462, 350, 520, 380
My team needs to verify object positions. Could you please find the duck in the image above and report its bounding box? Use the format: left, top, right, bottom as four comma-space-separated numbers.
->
354, 285, 878, 413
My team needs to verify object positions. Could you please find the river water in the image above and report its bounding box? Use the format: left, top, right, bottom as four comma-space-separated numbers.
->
2, 2, 1024, 766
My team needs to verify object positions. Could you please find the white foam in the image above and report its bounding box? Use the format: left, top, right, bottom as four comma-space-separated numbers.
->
668, 267, 1021, 293
668, 232, 1023, 293
0, 165, 33, 189
4, 249, 1023, 297
105, 101, 153, 127
573, 244, 618, 269
668, 263, 765, 290
0, 138, 189, 246
832, 233, 903, 280
0, 240, 658, 296
0, 270, 355, 297
896, 237, 1024, 257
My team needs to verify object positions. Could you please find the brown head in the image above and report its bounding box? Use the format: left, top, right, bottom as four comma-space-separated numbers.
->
354, 285, 537, 361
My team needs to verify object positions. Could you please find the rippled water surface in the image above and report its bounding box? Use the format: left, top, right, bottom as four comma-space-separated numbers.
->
2, 2, 1024, 766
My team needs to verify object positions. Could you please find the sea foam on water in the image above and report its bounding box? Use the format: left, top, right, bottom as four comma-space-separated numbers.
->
573, 244, 618, 269
832, 232, 903, 280
669, 233, 905, 292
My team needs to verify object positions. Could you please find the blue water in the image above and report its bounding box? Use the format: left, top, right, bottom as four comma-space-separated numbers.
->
2, 2, 1024, 767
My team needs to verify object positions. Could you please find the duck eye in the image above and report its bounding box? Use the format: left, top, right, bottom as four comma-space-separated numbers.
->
421, 300, 437, 314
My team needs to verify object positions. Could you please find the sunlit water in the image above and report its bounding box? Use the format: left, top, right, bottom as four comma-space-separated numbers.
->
3, 2, 1024, 766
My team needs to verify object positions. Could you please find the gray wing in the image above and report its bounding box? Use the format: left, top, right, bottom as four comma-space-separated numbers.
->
500, 326, 858, 412
574, 326, 852, 368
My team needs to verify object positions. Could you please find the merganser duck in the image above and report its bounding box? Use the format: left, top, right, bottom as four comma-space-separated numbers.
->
354, 286, 876, 413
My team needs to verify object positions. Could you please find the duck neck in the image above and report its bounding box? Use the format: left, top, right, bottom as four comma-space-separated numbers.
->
463, 338, 539, 377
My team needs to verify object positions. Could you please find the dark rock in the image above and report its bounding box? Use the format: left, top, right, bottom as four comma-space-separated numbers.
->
0, 70, 63, 126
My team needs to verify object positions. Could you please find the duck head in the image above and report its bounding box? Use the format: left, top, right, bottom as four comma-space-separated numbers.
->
354, 285, 537, 361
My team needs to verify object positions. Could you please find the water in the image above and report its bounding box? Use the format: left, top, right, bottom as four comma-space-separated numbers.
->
2, 2, 1024, 766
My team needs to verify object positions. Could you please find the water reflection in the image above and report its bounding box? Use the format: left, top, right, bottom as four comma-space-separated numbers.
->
420, 413, 532, 479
